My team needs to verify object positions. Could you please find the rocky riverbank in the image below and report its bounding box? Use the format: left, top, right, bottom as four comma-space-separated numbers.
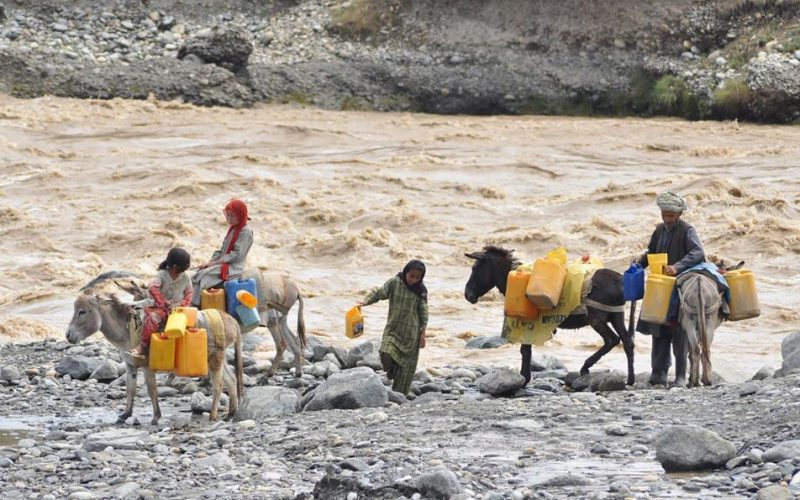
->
1, 333, 799, 499
1, 0, 799, 121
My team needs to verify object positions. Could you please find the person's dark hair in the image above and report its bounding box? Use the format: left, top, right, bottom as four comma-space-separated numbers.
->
398, 259, 427, 298
159, 247, 191, 272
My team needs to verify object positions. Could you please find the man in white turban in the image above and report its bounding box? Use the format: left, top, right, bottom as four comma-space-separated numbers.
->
635, 190, 706, 387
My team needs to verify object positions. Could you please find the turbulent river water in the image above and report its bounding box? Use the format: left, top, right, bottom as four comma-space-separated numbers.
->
1, 95, 798, 382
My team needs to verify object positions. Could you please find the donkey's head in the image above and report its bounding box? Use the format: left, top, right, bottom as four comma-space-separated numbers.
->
66, 271, 145, 344
464, 245, 519, 303
66, 293, 103, 344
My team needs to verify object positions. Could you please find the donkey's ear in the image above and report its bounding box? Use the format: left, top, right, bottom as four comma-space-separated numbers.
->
733, 260, 745, 270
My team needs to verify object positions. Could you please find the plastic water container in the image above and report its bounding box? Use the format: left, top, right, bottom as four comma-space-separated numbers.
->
236, 290, 258, 309
526, 257, 567, 309
504, 269, 539, 320
175, 327, 208, 377
236, 304, 260, 328
647, 253, 668, 275
345, 306, 364, 339
640, 274, 676, 325
224, 278, 258, 321
623, 263, 645, 301
163, 311, 187, 339
172, 306, 197, 327
725, 269, 761, 321
148, 333, 175, 372
201, 288, 226, 311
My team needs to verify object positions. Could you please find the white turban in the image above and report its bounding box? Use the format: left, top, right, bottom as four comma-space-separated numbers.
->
656, 191, 687, 213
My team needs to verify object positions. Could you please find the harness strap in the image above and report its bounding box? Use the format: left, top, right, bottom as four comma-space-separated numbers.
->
583, 297, 625, 313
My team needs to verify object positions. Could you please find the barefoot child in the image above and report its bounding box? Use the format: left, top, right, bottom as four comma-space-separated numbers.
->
128, 247, 193, 359
358, 259, 428, 395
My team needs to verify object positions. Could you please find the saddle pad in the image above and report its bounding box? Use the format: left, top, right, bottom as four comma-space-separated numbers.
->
502, 257, 602, 346
201, 308, 226, 350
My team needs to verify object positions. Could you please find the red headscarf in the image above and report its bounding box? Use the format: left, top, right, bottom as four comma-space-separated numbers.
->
220, 199, 249, 280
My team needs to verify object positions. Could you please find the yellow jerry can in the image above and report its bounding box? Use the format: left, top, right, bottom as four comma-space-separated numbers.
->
504, 269, 539, 321
163, 311, 187, 339
201, 288, 226, 311
526, 257, 567, 309
640, 274, 676, 325
148, 334, 175, 372
647, 253, 668, 275
345, 306, 365, 339
175, 327, 208, 377
172, 306, 197, 327
725, 269, 761, 321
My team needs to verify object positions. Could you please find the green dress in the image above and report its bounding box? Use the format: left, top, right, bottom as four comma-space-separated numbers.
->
363, 275, 429, 394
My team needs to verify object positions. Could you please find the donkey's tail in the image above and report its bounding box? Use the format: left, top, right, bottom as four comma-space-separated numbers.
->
698, 282, 711, 370
297, 293, 306, 350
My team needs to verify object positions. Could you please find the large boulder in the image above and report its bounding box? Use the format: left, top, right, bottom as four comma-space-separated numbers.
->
178, 25, 253, 72
477, 368, 526, 396
56, 356, 104, 380
303, 367, 388, 411
655, 425, 737, 472
779, 332, 800, 376
747, 59, 800, 123
345, 340, 381, 369
236, 386, 301, 420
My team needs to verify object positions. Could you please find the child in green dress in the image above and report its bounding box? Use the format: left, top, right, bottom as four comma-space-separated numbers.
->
358, 259, 428, 395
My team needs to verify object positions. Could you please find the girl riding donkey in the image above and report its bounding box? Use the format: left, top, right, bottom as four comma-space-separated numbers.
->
192, 198, 253, 305
128, 247, 192, 360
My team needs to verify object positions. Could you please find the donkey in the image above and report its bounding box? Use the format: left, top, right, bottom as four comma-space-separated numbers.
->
65, 271, 244, 425
243, 269, 307, 379
676, 272, 727, 387
464, 246, 635, 386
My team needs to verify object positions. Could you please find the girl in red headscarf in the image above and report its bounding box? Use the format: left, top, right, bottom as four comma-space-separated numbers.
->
191, 199, 254, 306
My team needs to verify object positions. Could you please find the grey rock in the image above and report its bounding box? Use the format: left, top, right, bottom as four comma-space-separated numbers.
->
763, 440, 800, 463
56, 356, 104, 380
726, 455, 748, 470
236, 386, 301, 419
739, 381, 760, 396
178, 25, 253, 71
655, 425, 737, 471
414, 466, 462, 499
194, 452, 235, 470
465, 336, 508, 349
477, 368, 526, 396
111, 482, 141, 499
82, 429, 147, 452
345, 340, 379, 369
779, 332, 800, 375
756, 485, 792, 500
752, 366, 775, 380
0, 365, 22, 382
89, 359, 119, 381
535, 473, 595, 487
303, 367, 388, 411
790, 471, 800, 492
189, 391, 229, 413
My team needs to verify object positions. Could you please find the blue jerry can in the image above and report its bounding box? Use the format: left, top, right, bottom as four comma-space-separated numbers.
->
224, 278, 258, 321
623, 263, 645, 302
